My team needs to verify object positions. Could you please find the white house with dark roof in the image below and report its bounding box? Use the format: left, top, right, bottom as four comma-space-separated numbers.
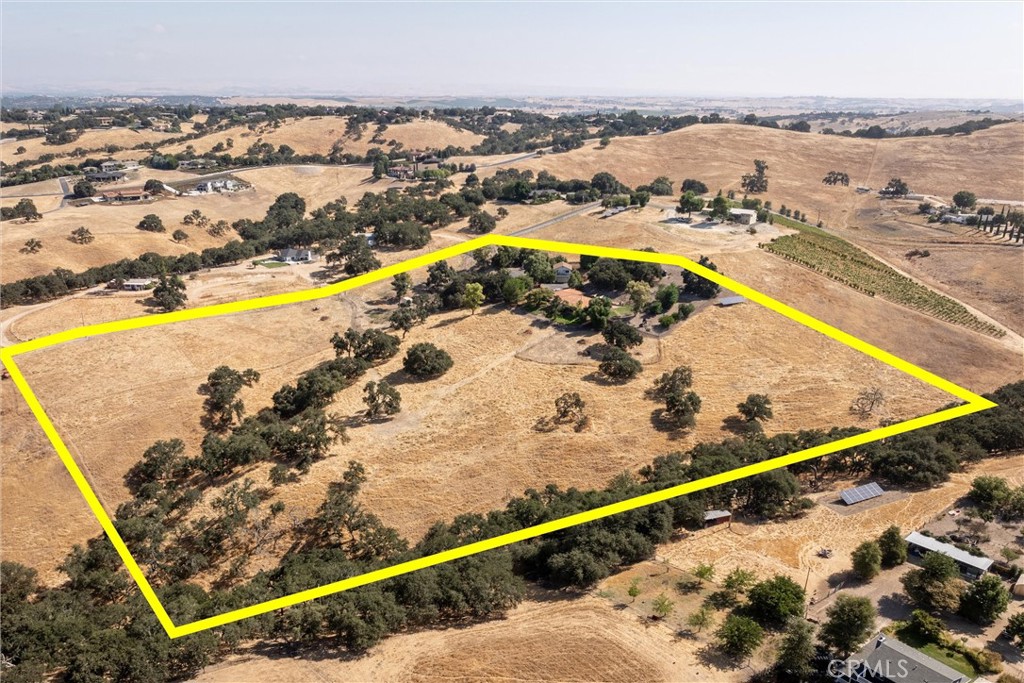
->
276, 248, 317, 264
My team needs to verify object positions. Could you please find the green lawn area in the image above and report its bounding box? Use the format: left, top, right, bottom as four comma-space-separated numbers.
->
888, 625, 980, 678
611, 305, 633, 316
255, 259, 289, 269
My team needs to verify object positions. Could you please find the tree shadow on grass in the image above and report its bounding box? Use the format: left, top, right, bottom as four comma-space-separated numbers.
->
581, 371, 639, 388
648, 409, 691, 441
430, 316, 467, 329
673, 628, 700, 641
695, 644, 740, 672
380, 369, 416, 388
721, 415, 762, 437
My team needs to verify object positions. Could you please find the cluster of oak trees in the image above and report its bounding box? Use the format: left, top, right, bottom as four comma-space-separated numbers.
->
1, 364, 1020, 680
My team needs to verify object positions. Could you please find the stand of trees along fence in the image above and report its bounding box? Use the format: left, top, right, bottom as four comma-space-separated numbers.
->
3, 324, 1021, 683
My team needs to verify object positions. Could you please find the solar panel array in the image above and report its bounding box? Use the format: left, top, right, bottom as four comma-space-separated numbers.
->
840, 482, 885, 505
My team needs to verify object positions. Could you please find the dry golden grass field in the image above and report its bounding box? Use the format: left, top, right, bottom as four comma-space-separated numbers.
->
1, 176, 65, 198
8, 252, 951, 581
2, 190, 259, 282
479, 123, 1024, 228
527, 209, 1023, 392
828, 202, 1024, 335
156, 117, 484, 158
1, 120, 1022, 681
1, 165, 397, 282
1, 193, 63, 214
2, 193, 1019, 578
191, 451, 1023, 683
0, 126, 183, 165
196, 589, 751, 683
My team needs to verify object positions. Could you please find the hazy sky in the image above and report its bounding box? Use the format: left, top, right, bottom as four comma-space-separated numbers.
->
2, 1, 1022, 99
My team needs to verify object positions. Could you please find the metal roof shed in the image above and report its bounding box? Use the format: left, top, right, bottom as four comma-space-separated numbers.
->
904, 531, 993, 574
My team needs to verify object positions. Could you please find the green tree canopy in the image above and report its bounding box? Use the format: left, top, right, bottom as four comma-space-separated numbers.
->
597, 347, 642, 381
152, 274, 187, 312
715, 614, 764, 660
747, 574, 806, 627
137, 213, 165, 233
900, 552, 965, 612
737, 394, 773, 423
72, 179, 96, 198
602, 319, 643, 350
820, 594, 876, 656
958, 574, 1009, 625
403, 343, 453, 379
878, 526, 907, 568
775, 616, 816, 681
851, 540, 882, 581
678, 191, 705, 217
363, 380, 402, 419
952, 190, 977, 210
463, 282, 485, 314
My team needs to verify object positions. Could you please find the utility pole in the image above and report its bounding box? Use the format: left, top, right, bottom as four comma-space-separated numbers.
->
803, 566, 812, 617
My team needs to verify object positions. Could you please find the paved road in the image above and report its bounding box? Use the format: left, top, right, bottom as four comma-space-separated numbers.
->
477, 150, 547, 168
509, 201, 602, 236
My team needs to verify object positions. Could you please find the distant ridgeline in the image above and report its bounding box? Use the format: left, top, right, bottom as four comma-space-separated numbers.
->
1, 101, 1016, 187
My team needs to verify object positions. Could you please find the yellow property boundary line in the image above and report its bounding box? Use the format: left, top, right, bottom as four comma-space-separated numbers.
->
0, 234, 996, 639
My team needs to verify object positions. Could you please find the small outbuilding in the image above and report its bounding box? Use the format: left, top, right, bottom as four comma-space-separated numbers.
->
123, 278, 154, 291
554, 264, 573, 284
717, 296, 745, 307
100, 188, 150, 202
1013, 573, 1024, 598
728, 208, 758, 225
86, 170, 127, 183
904, 531, 993, 580
387, 165, 415, 180
703, 510, 732, 528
